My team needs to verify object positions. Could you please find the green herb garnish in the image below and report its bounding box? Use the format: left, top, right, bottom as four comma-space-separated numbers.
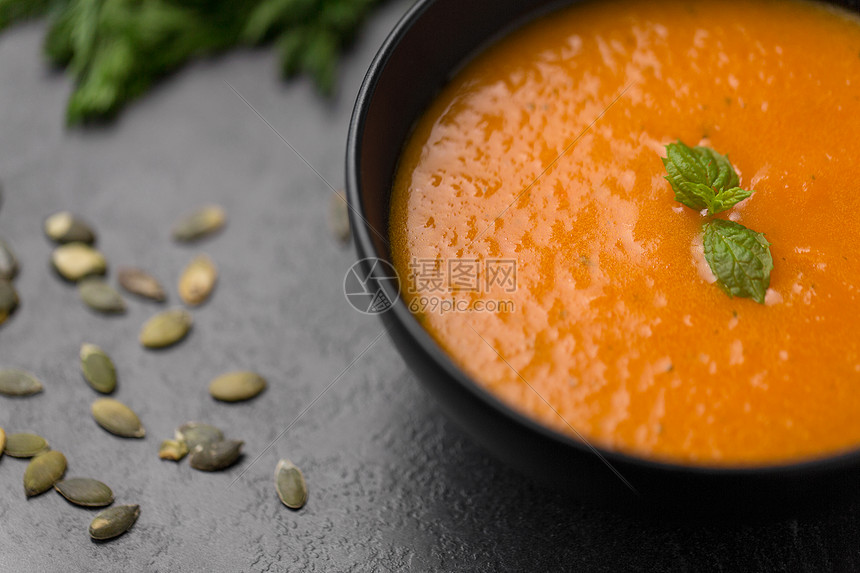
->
662, 141, 773, 304
0, 0, 382, 124
702, 219, 772, 304
661, 140, 753, 215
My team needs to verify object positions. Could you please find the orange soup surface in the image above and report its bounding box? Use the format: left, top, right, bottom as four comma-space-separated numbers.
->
390, 0, 860, 465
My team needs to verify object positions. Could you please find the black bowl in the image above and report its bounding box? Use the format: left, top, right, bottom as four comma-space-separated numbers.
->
345, 0, 860, 512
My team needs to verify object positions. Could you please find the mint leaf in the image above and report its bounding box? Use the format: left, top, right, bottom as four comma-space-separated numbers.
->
659, 141, 772, 304
711, 187, 754, 214
677, 182, 716, 212
663, 141, 710, 186
663, 143, 710, 210
702, 219, 773, 304
662, 141, 751, 214
695, 146, 739, 191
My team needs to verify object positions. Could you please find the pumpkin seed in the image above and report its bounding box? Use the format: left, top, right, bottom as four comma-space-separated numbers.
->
91, 398, 145, 438
44, 212, 96, 245
54, 477, 114, 507
0, 239, 19, 280
139, 309, 192, 349
158, 439, 189, 461
189, 439, 243, 472
4, 432, 49, 457
172, 205, 226, 242
0, 369, 43, 397
329, 190, 351, 244
178, 254, 217, 306
0, 279, 19, 325
175, 422, 223, 451
117, 267, 166, 302
79, 279, 126, 314
0, 427, 5, 460
51, 243, 106, 281
24, 450, 66, 497
80, 344, 117, 394
275, 458, 308, 509
89, 504, 140, 540
209, 371, 267, 403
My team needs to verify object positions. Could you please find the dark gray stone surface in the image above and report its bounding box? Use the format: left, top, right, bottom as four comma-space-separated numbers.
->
0, 3, 858, 571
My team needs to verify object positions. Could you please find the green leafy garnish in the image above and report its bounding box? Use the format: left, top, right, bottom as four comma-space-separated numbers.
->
662, 141, 753, 215
702, 219, 773, 304
662, 140, 772, 304
708, 186, 754, 215
244, 0, 379, 95
0, 0, 382, 124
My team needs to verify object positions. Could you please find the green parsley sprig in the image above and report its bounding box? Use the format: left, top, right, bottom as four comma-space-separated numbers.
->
662, 141, 773, 304
0, 0, 382, 125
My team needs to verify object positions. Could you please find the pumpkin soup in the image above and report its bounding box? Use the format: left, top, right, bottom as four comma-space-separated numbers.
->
390, 0, 860, 465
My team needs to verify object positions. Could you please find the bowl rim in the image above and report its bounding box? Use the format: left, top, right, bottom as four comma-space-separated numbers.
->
345, 0, 860, 482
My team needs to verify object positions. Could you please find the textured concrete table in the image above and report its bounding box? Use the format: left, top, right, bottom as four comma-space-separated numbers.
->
0, 3, 858, 571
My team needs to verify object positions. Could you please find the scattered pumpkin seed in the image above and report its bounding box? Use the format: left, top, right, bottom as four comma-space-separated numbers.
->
4, 432, 49, 458
79, 279, 126, 314
189, 439, 243, 472
0, 427, 4, 460
275, 458, 308, 509
51, 243, 107, 281
91, 398, 145, 438
178, 254, 217, 306
24, 450, 66, 497
55, 478, 114, 507
172, 205, 226, 242
44, 212, 96, 245
89, 504, 140, 541
0, 238, 19, 280
329, 190, 351, 244
158, 439, 189, 461
209, 371, 267, 403
117, 267, 166, 302
0, 369, 43, 397
139, 308, 192, 349
0, 279, 19, 325
174, 422, 223, 451
80, 344, 117, 394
